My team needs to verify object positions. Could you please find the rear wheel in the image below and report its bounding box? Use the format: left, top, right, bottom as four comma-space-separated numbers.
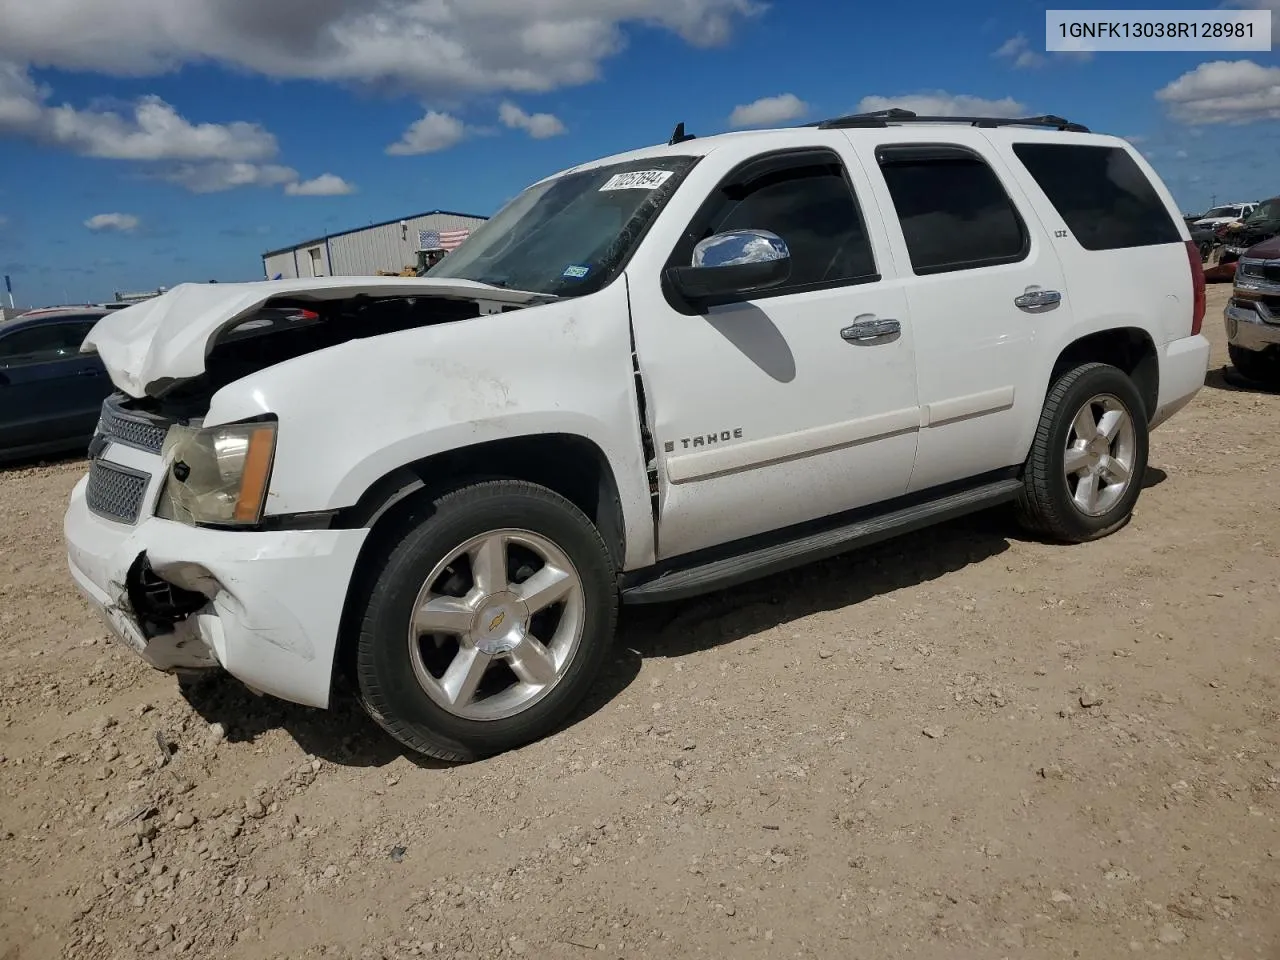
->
1016, 362, 1149, 543
353, 480, 617, 762
1228, 344, 1280, 387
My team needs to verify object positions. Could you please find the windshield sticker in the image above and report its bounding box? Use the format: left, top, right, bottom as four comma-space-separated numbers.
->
599, 170, 673, 192
562, 265, 591, 279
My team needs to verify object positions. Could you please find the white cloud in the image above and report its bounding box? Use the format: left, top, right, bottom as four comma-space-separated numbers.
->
45, 96, 277, 161
994, 34, 1093, 68
0, 60, 44, 128
856, 91, 1029, 118
0, 214, 7, 226
162, 162, 299, 193
1156, 59, 1280, 124
728, 93, 808, 128
498, 101, 566, 139
0, 59, 337, 193
387, 110, 467, 155
993, 34, 1043, 69
0, 2, 763, 98
284, 173, 357, 196
0, 64, 277, 161
84, 213, 139, 232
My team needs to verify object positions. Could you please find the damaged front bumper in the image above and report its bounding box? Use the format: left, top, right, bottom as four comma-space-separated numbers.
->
64, 473, 368, 709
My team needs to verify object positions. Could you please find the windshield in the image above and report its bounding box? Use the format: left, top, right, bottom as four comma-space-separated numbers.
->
428, 155, 698, 297
1203, 205, 1242, 219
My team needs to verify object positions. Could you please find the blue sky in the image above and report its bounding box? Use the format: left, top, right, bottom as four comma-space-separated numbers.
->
0, 0, 1277, 307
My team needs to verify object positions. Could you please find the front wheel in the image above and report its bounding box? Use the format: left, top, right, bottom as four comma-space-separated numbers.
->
352, 480, 618, 762
1016, 362, 1149, 543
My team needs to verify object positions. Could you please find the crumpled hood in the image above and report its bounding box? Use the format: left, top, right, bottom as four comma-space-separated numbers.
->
82, 276, 545, 398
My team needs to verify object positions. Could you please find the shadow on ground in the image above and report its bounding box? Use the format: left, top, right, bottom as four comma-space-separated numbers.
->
1205, 364, 1280, 395
0, 449, 86, 472
170, 469, 1174, 767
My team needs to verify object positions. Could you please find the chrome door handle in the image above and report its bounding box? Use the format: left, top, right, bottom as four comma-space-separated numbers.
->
840, 317, 900, 342
1013, 289, 1062, 310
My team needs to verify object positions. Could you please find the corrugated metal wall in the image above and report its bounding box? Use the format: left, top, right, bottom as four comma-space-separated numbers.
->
300, 244, 332, 278
262, 212, 487, 280
327, 213, 486, 276
263, 251, 298, 280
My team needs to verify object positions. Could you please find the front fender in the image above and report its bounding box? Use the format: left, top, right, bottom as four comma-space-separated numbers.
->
204, 281, 655, 569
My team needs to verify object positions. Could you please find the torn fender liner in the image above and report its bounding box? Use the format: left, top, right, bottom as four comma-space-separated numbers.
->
82, 276, 546, 399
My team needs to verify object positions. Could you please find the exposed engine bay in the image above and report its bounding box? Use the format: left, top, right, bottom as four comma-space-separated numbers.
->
119, 294, 498, 419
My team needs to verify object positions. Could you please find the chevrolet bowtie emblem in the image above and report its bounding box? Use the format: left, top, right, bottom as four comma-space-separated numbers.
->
487, 611, 506, 632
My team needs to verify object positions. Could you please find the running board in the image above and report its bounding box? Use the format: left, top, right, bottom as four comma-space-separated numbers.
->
620, 478, 1023, 605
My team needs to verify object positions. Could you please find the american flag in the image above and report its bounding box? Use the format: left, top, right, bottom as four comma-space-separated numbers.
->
418, 228, 471, 252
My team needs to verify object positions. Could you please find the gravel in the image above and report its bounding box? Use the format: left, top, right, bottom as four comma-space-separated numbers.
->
1, 287, 1278, 959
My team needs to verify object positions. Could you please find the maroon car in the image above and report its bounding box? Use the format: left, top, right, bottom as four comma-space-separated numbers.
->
1224, 233, 1280, 386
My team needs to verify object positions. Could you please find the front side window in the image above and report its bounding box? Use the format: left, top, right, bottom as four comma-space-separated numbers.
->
669, 149, 877, 297
1012, 143, 1181, 251
430, 155, 699, 298
876, 145, 1028, 275
0, 319, 96, 367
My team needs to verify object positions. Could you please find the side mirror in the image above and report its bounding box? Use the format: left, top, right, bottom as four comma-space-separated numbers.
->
664, 229, 791, 309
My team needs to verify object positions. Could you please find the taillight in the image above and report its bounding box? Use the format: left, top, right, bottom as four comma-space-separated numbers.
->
1184, 240, 1205, 337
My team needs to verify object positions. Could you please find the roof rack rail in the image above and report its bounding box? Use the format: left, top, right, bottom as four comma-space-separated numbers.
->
809, 108, 1089, 133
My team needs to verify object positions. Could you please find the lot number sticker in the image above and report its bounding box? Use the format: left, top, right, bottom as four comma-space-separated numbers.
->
599, 170, 673, 191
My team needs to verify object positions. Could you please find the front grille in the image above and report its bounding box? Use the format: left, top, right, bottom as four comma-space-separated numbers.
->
1265, 264, 1280, 284
86, 460, 150, 524
99, 395, 169, 453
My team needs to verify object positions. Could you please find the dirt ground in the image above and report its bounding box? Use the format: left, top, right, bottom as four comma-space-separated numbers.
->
2, 284, 1278, 960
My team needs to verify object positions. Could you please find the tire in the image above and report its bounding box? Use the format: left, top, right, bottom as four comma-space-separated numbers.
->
1228, 344, 1280, 387
352, 480, 618, 762
1016, 362, 1149, 543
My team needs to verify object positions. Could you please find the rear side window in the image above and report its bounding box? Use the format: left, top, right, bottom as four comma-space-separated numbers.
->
1012, 144, 1181, 251
876, 146, 1028, 275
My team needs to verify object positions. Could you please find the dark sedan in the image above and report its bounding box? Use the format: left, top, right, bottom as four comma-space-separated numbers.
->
0, 307, 115, 462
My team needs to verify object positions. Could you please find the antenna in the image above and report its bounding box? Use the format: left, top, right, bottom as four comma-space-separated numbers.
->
668, 122, 696, 145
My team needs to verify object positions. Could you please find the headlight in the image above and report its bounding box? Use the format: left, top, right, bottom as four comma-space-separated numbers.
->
156, 420, 277, 526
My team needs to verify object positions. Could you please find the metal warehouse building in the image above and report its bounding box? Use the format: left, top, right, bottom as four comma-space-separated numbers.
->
261, 210, 488, 280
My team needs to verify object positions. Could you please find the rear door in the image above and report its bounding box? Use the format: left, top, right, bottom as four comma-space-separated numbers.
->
843, 127, 1072, 492
0, 318, 109, 451
991, 136, 1190, 347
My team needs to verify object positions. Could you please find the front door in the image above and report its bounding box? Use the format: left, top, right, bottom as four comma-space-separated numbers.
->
627, 142, 921, 560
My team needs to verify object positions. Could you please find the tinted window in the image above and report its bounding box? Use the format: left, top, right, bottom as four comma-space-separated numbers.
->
877, 147, 1028, 275
1012, 144, 1181, 251
0, 320, 96, 366
688, 155, 877, 293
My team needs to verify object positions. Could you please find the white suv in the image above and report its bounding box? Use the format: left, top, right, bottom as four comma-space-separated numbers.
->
1193, 202, 1256, 230
65, 109, 1211, 761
